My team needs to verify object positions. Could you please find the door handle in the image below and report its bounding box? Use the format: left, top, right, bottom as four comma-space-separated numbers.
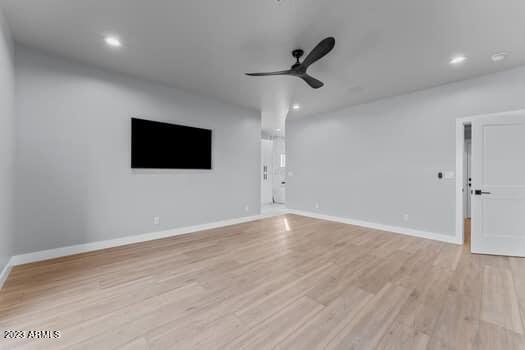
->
474, 190, 491, 195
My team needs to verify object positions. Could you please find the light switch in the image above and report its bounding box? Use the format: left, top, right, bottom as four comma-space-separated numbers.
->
444, 171, 455, 179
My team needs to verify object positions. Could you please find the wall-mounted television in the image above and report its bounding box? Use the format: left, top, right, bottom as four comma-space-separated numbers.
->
131, 118, 212, 169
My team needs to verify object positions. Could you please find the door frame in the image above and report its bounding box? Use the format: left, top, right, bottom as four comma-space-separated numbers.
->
456, 117, 473, 245
464, 138, 472, 218
455, 109, 525, 246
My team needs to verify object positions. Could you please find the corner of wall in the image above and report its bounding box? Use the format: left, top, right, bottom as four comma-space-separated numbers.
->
0, 7, 15, 289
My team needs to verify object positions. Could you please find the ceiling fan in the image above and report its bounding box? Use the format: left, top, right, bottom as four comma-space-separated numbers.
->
245, 37, 335, 89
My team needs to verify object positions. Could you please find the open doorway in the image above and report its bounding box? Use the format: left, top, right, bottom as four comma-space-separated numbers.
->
261, 138, 273, 205
261, 135, 286, 215
463, 124, 472, 246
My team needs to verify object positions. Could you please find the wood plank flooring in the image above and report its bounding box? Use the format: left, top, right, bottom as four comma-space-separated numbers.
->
1, 214, 524, 349
465, 218, 471, 246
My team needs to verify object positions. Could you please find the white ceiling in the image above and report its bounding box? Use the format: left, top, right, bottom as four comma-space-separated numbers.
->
2, 0, 525, 135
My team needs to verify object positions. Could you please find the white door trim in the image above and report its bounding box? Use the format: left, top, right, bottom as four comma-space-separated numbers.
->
455, 109, 525, 247
456, 117, 473, 245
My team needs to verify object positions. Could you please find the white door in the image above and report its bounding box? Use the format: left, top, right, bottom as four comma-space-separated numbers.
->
471, 110, 525, 256
261, 139, 273, 204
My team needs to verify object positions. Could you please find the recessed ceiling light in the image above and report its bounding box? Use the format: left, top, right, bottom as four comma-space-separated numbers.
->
276, 129, 281, 131
104, 36, 122, 48
292, 104, 300, 110
449, 55, 467, 65
491, 52, 508, 62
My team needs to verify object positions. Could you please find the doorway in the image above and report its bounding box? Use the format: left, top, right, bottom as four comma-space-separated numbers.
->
261, 139, 273, 205
261, 136, 287, 215
463, 124, 472, 246
272, 137, 286, 205
456, 111, 525, 256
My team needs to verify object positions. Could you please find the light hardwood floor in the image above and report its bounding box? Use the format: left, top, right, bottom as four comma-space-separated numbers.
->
464, 218, 471, 246
1, 214, 524, 349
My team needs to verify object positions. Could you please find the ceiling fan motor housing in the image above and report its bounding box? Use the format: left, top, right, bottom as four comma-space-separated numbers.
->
292, 49, 304, 59
292, 49, 304, 69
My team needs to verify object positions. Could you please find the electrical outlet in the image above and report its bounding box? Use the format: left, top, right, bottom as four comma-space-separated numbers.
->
244, 205, 250, 212
315, 203, 320, 209
153, 216, 160, 225
403, 214, 409, 222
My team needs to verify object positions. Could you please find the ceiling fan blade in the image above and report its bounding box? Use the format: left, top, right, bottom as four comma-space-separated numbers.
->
301, 74, 324, 89
245, 70, 293, 76
301, 37, 335, 68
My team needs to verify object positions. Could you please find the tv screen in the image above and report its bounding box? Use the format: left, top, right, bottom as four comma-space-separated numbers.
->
131, 118, 212, 169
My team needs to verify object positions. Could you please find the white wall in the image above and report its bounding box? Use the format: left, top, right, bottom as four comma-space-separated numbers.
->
287, 66, 525, 238
14, 46, 261, 255
0, 10, 14, 274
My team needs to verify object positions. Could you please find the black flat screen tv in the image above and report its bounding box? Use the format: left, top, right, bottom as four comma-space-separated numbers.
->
131, 118, 212, 169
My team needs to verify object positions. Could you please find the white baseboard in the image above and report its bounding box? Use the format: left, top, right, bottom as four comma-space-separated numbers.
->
287, 209, 462, 245
0, 208, 461, 290
8, 214, 265, 268
0, 258, 13, 289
